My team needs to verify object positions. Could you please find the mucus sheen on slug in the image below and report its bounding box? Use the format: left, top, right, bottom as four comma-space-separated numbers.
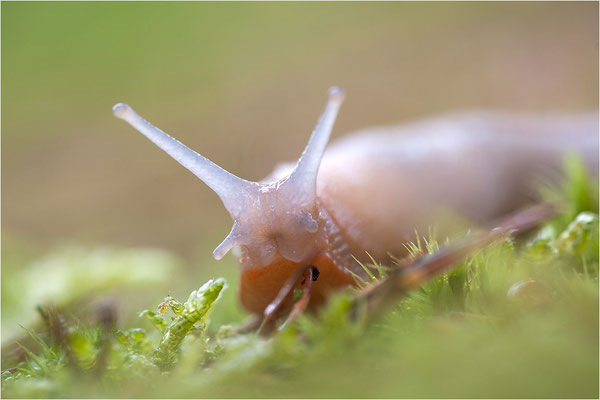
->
114, 92, 598, 315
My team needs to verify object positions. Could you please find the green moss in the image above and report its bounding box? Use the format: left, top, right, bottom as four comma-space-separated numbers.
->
2, 158, 598, 398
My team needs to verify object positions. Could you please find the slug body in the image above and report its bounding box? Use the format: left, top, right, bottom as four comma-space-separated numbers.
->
113, 89, 598, 316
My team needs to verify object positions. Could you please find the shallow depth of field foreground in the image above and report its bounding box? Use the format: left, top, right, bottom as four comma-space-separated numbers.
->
2, 162, 599, 398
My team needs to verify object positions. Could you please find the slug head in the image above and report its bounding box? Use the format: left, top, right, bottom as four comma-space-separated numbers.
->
113, 87, 345, 269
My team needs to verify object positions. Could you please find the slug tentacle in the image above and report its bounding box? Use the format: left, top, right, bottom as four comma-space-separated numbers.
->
213, 221, 243, 260
114, 88, 597, 317
113, 87, 345, 266
112, 103, 259, 219
282, 87, 345, 209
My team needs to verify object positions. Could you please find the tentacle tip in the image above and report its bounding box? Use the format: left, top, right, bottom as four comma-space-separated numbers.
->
112, 103, 133, 120
212, 246, 228, 260
328, 86, 345, 104
213, 234, 236, 260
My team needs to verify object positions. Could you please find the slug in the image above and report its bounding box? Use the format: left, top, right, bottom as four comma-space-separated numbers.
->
113, 87, 598, 316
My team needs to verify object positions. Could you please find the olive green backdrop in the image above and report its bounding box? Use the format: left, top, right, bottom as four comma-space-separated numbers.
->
2, 1, 597, 263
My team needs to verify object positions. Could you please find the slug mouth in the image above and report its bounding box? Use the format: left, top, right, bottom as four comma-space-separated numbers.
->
238, 252, 355, 317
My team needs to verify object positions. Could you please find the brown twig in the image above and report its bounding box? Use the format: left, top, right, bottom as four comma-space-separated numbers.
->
257, 264, 311, 336
351, 202, 559, 321
279, 267, 318, 331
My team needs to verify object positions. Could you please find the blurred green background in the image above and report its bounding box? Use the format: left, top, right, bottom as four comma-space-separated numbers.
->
2, 2, 598, 341
1, 3, 598, 398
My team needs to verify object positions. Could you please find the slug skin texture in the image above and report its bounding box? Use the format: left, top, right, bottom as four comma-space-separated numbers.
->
114, 90, 598, 315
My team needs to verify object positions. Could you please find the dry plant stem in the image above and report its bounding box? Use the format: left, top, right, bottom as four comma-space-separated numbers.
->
93, 301, 117, 376
37, 305, 83, 371
257, 264, 311, 336
279, 267, 316, 331
37, 305, 68, 348
353, 202, 559, 320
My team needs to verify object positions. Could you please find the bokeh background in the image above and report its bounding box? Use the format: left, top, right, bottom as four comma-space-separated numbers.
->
2, 2, 598, 342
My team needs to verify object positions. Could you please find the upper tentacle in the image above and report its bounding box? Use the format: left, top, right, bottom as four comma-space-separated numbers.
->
281, 87, 345, 209
113, 87, 345, 265
112, 103, 258, 219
